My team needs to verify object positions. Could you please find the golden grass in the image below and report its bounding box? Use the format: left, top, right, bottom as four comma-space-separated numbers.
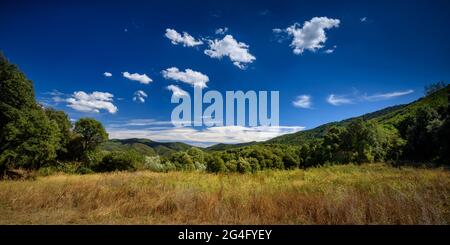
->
0, 163, 449, 224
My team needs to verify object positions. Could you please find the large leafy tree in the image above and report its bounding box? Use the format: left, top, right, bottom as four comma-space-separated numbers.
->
73, 118, 108, 155
0, 53, 60, 170
45, 108, 72, 158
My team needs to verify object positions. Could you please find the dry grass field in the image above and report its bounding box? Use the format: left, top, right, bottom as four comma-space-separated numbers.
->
0, 163, 449, 224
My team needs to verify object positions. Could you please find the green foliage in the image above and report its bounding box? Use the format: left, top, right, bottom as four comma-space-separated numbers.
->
206, 155, 227, 173
73, 118, 108, 160
95, 150, 143, 172
0, 55, 60, 170
399, 105, 446, 163
101, 138, 192, 157
425, 81, 447, 96
236, 157, 252, 173
45, 108, 72, 158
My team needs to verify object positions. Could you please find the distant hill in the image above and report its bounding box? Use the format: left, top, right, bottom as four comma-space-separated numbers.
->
101, 138, 194, 157
206, 141, 257, 151
267, 85, 449, 145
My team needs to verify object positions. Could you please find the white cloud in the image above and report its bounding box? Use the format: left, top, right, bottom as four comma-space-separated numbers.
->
204, 35, 256, 69
215, 27, 228, 35
162, 67, 209, 88
327, 89, 414, 106
122, 71, 152, 84
107, 125, 305, 147
324, 45, 337, 54
167, 85, 189, 98
363, 90, 414, 101
165, 28, 203, 47
103, 72, 112, 77
133, 90, 148, 103
272, 28, 283, 33
360, 17, 367, 22
327, 94, 353, 106
282, 17, 340, 54
292, 95, 312, 108
66, 91, 118, 114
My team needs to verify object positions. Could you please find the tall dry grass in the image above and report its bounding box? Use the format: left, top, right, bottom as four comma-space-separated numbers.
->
0, 163, 449, 224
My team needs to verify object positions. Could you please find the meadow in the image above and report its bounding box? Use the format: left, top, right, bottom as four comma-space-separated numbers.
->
0, 163, 449, 224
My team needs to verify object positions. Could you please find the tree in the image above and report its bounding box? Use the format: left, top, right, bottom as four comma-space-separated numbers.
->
0, 53, 59, 171
401, 106, 443, 162
425, 81, 447, 96
206, 155, 227, 173
322, 126, 345, 163
73, 118, 108, 158
45, 108, 72, 158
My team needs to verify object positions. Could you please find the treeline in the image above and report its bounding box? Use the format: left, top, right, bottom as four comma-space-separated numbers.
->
159, 83, 450, 172
159, 105, 449, 173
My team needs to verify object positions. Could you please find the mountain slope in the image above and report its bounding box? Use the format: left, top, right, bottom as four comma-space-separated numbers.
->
268, 86, 449, 145
101, 138, 195, 157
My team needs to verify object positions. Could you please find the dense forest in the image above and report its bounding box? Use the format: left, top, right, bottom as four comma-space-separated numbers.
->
1, 54, 449, 177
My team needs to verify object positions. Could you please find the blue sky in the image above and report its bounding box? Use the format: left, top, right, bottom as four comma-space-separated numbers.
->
1, 0, 449, 146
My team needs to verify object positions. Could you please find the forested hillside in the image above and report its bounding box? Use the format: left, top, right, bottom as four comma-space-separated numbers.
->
101, 138, 193, 157
268, 85, 449, 145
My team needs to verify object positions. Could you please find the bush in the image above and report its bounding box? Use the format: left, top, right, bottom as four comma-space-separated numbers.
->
236, 158, 252, 173
94, 151, 143, 172
206, 156, 226, 173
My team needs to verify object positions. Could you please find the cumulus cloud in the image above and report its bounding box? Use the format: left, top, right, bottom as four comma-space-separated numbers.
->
162, 67, 209, 88
165, 28, 203, 47
215, 27, 228, 35
66, 91, 118, 114
122, 71, 152, 84
277, 17, 340, 54
327, 94, 353, 106
107, 125, 305, 147
133, 90, 148, 103
167, 85, 189, 98
292, 95, 312, 108
363, 90, 414, 101
204, 35, 256, 69
103, 72, 112, 77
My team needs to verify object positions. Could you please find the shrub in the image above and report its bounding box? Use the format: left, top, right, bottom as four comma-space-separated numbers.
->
95, 151, 143, 172
236, 158, 252, 173
206, 156, 226, 173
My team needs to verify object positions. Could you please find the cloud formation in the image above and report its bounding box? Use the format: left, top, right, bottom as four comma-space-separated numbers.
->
276, 17, 340, 54
103, 72, 112, 77
162, 67, 209, 88
215, 27, 229, 35
66, 91, 118, 114
107, 125, 305, 147
165, 28, 203, 47
122, 71, 152, 84
292, 95, 312, 108
204, 35, 256, 69
133, 90, 148, 103
167, 85, 189, 98
327, 94, 353, 106
327, 89, 414, 106
363, 90, 414, 101
324, 45, 337, 54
